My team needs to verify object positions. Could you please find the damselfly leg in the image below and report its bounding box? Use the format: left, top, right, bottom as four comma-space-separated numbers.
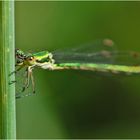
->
22, 66, 35, 93
9, 65, 24, 85
16, 66, 36, 99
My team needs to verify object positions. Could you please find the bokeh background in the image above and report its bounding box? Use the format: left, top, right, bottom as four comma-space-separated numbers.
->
15, 1, 140, 139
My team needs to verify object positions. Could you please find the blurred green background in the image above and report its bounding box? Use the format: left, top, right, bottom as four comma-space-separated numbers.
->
15, 1, 140, 139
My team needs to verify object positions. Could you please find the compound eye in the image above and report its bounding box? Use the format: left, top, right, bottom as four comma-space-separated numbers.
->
29, 56, 34, 61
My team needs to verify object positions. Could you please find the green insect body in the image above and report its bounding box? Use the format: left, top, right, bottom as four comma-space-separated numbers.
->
54, 63, 140, 74
20, 51, 140, 74
13, 39, 140, 98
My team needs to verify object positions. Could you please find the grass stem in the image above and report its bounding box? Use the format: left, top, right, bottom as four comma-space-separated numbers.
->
0, 1, 16, 139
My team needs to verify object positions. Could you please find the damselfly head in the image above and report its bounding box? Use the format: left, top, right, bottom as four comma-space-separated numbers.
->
15, 49, 26, 66
15, 49, 22, 64
15, 48, 26, 59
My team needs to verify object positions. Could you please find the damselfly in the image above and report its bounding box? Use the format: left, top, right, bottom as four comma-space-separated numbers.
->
10, 39, 140, 98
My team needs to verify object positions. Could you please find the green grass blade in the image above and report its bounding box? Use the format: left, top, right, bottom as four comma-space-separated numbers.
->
0, 1, 16, 139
